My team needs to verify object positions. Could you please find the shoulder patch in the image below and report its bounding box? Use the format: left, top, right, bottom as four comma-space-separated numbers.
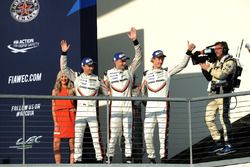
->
143, 70, 148, 76
163, 67, 168, 71
75, 72, 80, 77
224, 56, 236, 63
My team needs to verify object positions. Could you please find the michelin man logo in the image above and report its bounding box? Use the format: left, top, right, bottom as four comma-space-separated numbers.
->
10, 0, 40, 23
86, 59, 92, 63
154, 51, 163, 56
119, 54, 125, 58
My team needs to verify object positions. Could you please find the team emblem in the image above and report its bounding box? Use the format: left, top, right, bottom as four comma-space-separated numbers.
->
10, 0, 40, 23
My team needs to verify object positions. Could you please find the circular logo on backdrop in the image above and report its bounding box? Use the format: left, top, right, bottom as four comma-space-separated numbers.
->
10, 0, 40, 23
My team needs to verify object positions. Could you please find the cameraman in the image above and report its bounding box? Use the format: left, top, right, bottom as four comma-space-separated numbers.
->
199, 41, 236, 155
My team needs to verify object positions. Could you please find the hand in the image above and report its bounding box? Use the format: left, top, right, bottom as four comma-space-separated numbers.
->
60, 40, 70, 52
187, 40, 196, 52
199, 63, 210, 70
54, 122, 59, 132
245, 43, 250, 52
128, 27, 137, 41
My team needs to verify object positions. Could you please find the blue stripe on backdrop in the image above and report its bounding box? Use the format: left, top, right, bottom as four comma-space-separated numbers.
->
67, 0, 96, 16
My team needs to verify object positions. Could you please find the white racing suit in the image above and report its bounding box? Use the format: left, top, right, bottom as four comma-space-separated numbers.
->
141, 54, 190, 160
60, 55, 103, 162
103, 43, 142, 159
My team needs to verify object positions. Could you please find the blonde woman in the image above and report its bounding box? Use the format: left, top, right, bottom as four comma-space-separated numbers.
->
52, 71, 76, 164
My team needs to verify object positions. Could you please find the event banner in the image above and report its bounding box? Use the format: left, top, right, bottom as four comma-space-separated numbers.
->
0, 0, 97, 164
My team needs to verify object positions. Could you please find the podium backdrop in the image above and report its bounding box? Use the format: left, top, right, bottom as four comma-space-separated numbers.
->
0, 0, 97, 164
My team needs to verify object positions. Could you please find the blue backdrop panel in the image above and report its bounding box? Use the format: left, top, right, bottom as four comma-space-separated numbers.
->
0, 0, 97, 164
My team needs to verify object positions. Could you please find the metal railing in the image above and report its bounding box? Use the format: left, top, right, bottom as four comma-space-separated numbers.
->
0, 91, 250, 166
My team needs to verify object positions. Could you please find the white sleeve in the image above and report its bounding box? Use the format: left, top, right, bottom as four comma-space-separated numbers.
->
168, 54, 190, 76
128, 44, 143, 75
101, 72, 110, 96
141, 75, 147, 97
60, 55, 76, 82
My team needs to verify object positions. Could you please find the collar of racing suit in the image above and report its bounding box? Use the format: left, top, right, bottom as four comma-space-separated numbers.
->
80, 73, 94, 77
219, 55, 229, 64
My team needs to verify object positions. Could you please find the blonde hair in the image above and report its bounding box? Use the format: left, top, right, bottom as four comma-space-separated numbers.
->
53, 71, 75, 96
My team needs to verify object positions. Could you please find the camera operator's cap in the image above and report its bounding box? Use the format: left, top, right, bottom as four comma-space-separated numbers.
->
113, 52, 130, 62
152, 50, 166, 58
81, 57, 95, 66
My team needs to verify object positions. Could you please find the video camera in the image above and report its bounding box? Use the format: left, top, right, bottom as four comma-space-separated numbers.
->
191, 47, 217, 65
